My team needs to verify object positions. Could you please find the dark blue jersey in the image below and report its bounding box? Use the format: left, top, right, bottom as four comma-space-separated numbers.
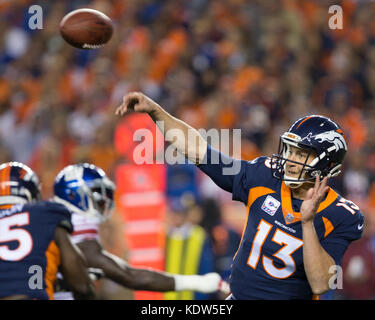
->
198, 145, 364, 300
0, 201, 73, 300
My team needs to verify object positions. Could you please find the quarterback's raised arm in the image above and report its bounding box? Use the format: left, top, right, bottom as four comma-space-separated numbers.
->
115, 92, 244, 194
116, 92, 207, 164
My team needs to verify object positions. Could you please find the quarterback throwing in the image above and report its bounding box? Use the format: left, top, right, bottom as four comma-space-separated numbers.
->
116, 92, 364, 300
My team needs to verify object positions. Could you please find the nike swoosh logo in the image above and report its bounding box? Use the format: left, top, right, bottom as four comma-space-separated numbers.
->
358, 224, 364, 230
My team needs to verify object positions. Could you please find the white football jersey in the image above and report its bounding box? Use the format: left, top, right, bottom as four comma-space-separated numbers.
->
70, 211, 101, 244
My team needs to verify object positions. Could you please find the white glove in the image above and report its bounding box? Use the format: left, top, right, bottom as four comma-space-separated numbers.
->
87, 267, 105, 281
173, 272, 230, 294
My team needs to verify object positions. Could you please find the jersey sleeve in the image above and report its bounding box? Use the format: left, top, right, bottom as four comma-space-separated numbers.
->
45, 201, 74, 234
320, 209, 364, 266
197, 144, 265, 204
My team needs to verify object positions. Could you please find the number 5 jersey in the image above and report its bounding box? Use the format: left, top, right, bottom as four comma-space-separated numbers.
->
0, 201, 73, 300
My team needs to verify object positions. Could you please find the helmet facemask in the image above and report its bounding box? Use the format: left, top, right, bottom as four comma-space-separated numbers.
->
272, 133, 320, 189
88, 177, 115, 222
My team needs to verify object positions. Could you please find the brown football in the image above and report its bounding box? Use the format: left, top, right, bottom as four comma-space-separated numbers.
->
60, 8, 114, 49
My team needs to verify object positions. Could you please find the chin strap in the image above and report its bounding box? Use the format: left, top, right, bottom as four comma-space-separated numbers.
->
283, 174, 314, 189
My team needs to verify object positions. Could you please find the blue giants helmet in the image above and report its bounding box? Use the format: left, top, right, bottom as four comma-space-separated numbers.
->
0, 162, 41, 206
53, 163, 115, 222
271, 115, 347, 188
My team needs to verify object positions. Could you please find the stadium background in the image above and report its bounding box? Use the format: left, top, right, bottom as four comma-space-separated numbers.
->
1, 0, 375, 299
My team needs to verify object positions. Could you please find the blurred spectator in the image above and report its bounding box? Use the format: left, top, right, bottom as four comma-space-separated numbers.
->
343, 151, 370, 208
200, 198, 241, 300
334, 210, 375, 300
164, 194, 216, 300
167, 163, 200, 202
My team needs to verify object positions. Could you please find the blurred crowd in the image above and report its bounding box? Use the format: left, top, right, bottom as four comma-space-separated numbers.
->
1, 0, 375, 299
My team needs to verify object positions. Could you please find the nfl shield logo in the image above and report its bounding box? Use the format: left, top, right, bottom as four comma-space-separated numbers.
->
261, 196, 280, 216
285, 212, 295, 223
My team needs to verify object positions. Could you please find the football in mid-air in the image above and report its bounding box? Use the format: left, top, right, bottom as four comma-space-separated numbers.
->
60, 8, 114, 49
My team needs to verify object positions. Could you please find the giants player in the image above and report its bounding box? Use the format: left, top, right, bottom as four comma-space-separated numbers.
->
53, 163, 227, 299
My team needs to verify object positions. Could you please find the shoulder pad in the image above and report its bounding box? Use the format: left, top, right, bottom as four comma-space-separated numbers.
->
324, 195, 364, 241
44, 200, 73, 233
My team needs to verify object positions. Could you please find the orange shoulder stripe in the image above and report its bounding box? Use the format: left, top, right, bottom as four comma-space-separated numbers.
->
317, 188, 338, 213
247, 186, 277, 211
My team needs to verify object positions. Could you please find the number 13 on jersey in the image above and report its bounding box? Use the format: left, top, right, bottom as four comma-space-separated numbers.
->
247, 219, 303, 279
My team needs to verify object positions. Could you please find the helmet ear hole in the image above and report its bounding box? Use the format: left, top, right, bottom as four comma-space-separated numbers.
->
68, 191, 75, 200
